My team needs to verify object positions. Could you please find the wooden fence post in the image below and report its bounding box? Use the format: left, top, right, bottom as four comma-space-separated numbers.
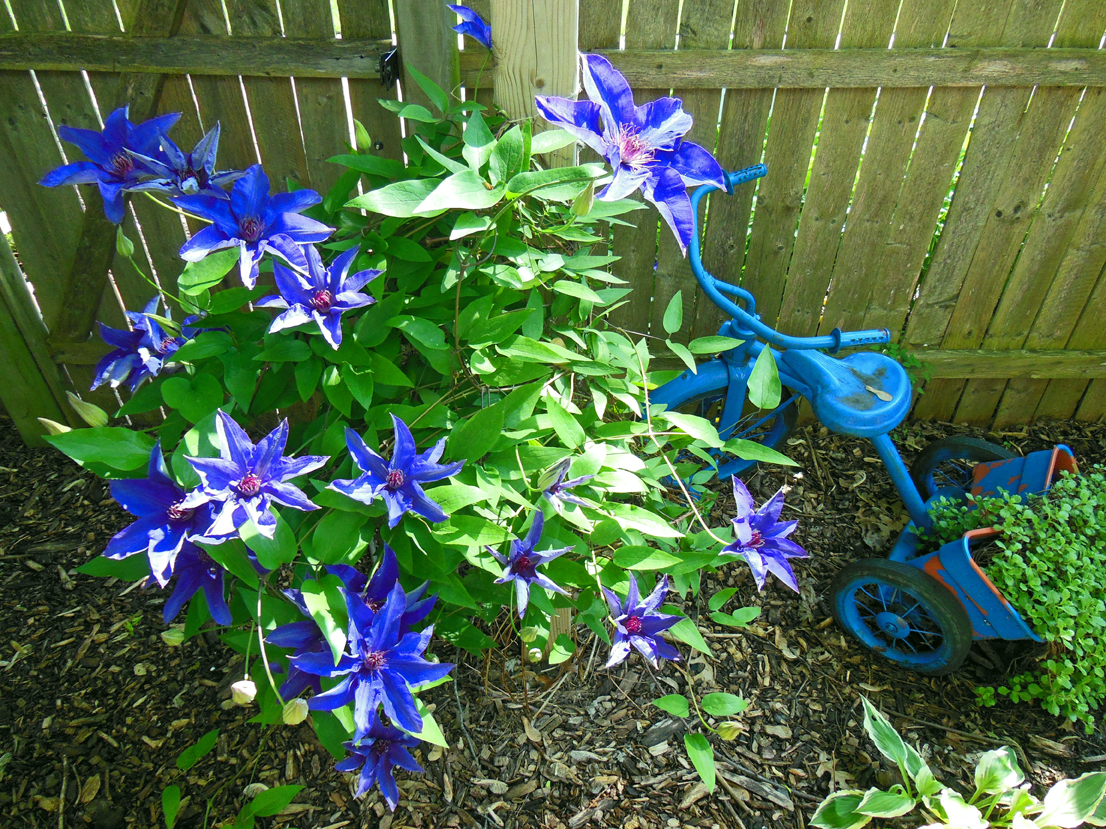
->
395, 0, 460, 110
0, 233, 74, 445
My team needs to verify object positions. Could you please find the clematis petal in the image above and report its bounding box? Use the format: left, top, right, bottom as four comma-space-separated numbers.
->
581, 53, 638, 133
378, 669, 422, 733
40, 161, 103, 187
534, 96, 608, 156
598, 162, 651, 202
265, 480, 318, 511
605, 638, 632, 668
635, 97, 694, 151
307, 675, 356, 709
179, 225, 236, 262
406, 484, 449, 525
215, 410, 255, 469
345, 428, 390, 480
643, 165, 696, 255
230, 164, 270, 221
390, 415, 417, 473
640, 574, 669, 615
267, 305, 313, 334
667, 139, 727, 189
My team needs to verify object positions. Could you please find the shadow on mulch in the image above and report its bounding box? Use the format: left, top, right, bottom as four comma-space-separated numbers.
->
1, 413, 1104, 829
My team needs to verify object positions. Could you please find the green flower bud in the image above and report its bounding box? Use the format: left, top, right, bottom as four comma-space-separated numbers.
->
354, 119, 373, 152
717, 722, 742, 741
116, 227, 135, 258
282, 698, 309, 725
160, 628, 185, 647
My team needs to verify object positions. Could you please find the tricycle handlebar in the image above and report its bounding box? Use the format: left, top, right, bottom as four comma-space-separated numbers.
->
689, 167, 891, 353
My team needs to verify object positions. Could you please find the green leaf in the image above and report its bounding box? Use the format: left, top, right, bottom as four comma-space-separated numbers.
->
974, 747, 1024, 795
708, 588, 739, 612
161, 374, 224, 423
531, 129, 577, 153
347, 179, 442, 218
178, 248, 240, 295
311, 511, 369, 565
76, 553, 151, 581
810, 791, 871, 829
415, 135, 468, 175
549, 634, 575, 665
855, 787, 916, 819
449, 403, 504, 461
171, 330, 234, 363
176, 728, 219, 770
409, 698, 449, 747
342, 364, 374, 409
701, 693, 747, 717
505, 165, 604, 198
295, 354, 323, 401
653, 695, 690, 718
45, 427, 155, 475
462, 111, 496, 171
368, 352, 414, 387
725, 438, 798, 466
327, 153, 406, 179
451, 211, 493, 240
711, 607, 762, 628
688, 336, 745, 355
203, 540, 260, 590
255, 339, 313, 363
489, 125, 525, 185
386, 236, 433, 262
662, 291, 684, 335
240, 512, 298, 570
207, 286, 268, 316
239, 785, 304, 822
546, 397, 585, 449
1038, 772, 1106, 828
666, 339, 699, 373
608, 504, 684, 538
614, 545, 681, 570
659, 410, 723, 448
162, 785, 181, 829
684, 733, 716, 793
668, 618, 710, 655
406, 64, 449, 113
426, 483, 486, 514
389, 315, 447, 350
748, 347, 782, 409
860, 697, 908, 767
551, 280, 605, 304
302, 575, 349, 665
417, 170, 504, 213
322, 364, 353, 417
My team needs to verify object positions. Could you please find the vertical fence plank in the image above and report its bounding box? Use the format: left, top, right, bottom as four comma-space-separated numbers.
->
907, 0, 1063, 422
607, 0, 679, 335
464, 0, 494, 110
693, 0, 790, 341
952, 0, 1103, 424
781, 0, 899, 337
489, 0, 576, 123
1071, 261, 1106, 421
337, 0, 403, 162
395, 0, 459, 112
814, 0, 957, 336
737, 0, 844, 329
651, 0, 735, 346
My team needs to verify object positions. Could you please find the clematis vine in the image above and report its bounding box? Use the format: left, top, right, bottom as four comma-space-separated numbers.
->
174, 164, 333, 289
447, 4, 492, 49
256, 245, 379, 348
537, 457, 594, 513
488, 512, 572, 618
158, 542, 232, 626
129, 122, 244, 198
328, 417, 464, 528
39, 105, 181, 223
336, 721, 423, 810
535, 53, 726, 254
104, 441, 214, 586
721, 478, 808, 592
603, 573, 683, 668
182, 411, 328, 540
91, 296, 185, 392
293, 584, 453, 739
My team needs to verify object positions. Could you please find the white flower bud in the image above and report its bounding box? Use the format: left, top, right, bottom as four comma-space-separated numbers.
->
519, 626, 541, 644
527, 646, 543, 663
160, 628, 185, 647
230, 680, 257, 706
282, 698, 309, 725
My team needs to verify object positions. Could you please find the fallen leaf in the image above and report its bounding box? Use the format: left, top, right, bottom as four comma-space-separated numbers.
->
79, 773, 101, 804
865, 385, 893, 401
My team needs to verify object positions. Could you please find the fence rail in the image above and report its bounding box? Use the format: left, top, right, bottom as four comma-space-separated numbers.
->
2, 0, 1105, 446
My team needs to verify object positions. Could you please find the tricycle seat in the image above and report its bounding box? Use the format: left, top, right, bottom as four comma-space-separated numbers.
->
778, 349, 912, 438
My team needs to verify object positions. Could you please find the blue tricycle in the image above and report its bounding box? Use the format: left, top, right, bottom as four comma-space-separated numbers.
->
652, 164, 1074, 675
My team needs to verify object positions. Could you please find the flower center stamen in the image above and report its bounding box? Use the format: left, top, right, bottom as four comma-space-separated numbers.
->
238, 216, 264, 243
515, 554, 533, 573
236, 473, 262, 496
615, 126, 655, 169
385, 469, 405, 490
166, 501, 194, 522
749, 530, 765, 548
311, 290, 333, 312
109, 151, 135, 178
366, 598, 384, 613
364, 651, 385, 671
625, 615, 643, 634
371, 739, 391, 758
160, 337, 177, 353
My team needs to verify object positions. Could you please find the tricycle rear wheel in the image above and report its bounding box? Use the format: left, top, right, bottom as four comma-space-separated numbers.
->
909, 436, 1016, 501
831, 558, 973, 675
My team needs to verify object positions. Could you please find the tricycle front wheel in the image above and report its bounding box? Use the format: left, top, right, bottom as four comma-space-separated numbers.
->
831, 558, 973, 675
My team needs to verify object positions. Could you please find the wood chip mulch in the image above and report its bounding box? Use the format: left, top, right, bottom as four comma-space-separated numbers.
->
1, 413, 1104, 828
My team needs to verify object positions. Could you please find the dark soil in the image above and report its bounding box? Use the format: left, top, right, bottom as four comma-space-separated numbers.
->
2, 413, 1104, 829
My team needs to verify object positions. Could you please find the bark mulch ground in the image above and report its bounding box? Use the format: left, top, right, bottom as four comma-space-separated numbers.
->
1, 414, 1104, 829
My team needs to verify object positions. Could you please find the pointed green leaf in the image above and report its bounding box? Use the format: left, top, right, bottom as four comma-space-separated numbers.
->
662, 291, 684, 335
701, 693, 747, 717
810, 791, 872, 829
748, 347, 782, 409
653, 694, 690, 718
683, 733, 716, 792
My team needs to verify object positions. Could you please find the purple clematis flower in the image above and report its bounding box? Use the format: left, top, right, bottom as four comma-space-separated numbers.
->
487, 512, 572, 618
332, 546, 438, 626
91, 296, 186, 392
158, 542, 232, 626
447, 4, 492, 50
537, 457, 595, 514
256, 245, 379, 348
174, 164, 333, 289
335, 721, 423, 809
104, 441, 214, 586
721, 478, 808, 593
181, 411, 328, 540
293, 584, 453, 739
603, 573, 683, 669
128, 122, 244, 199
39, 105, 181, 223
535, 54, 726, 254
328, 417, 464, 529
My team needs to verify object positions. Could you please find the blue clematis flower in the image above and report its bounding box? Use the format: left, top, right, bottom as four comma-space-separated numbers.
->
256, 245, 379, 348
332, 546, 438, 626
537, 457, 595, 514
335, 721, 423, 809
328, 417, 464, 529
159, 542, 233, 626
91, 296, 185, 392
128, 122, 245, 199
293, 584, 453, 739
39, 105, 181, 223
447, 4, 492, 49
104, 441, 214, 586
721, 478, 808, 593
487, 512, 572, 618
181, 411, 328, 540
174, 164, 333, 289
535, 54, 727, 254
603, 573, 683, 669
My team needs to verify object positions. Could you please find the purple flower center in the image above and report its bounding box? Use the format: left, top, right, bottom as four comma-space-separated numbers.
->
238, 215, 264, 243
364, 651, 385, 671
310, 290, 333, 312
514, 554, 535, 577
748, 530, 764, 548
614, 126, 655, 169
166, 501, 194, 522
625, 615, 643, 635
385, 469, 405, 490
366, 597, 384, 613
371, 739, 391, 758
159, 337, 177, 353
236, 473, 263, 496
108, 151, 135, 179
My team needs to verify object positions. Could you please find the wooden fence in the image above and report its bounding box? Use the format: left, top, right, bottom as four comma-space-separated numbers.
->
1, 0, 1105, 446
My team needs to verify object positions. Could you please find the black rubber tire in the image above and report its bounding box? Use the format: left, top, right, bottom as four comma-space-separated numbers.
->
831, 558, 974, 675
909, 436, 1017, 501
